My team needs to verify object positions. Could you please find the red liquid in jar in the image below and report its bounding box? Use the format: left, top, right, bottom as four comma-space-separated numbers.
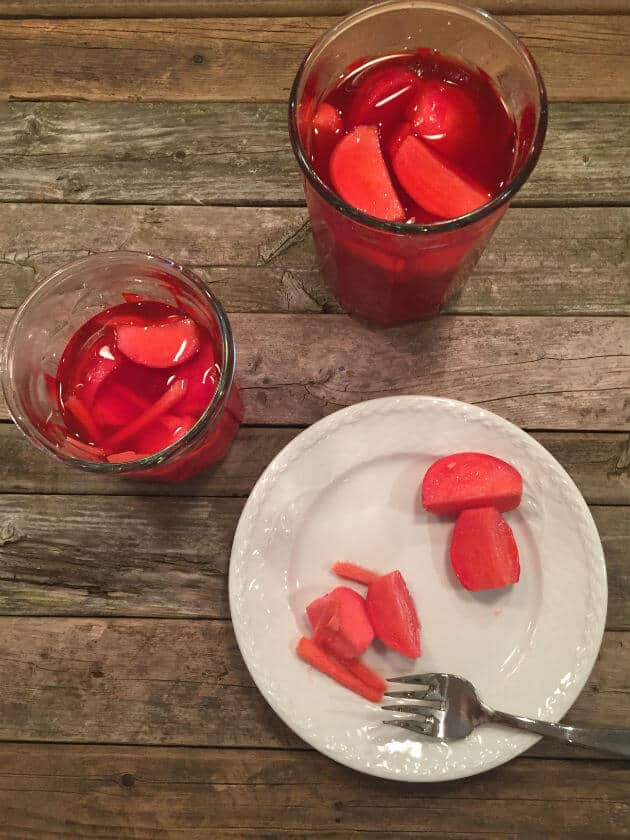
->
300, 49, 518, 324
52, 297, 242, 480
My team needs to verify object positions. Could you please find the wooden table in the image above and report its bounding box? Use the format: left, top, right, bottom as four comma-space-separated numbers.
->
0, 1, 629, 836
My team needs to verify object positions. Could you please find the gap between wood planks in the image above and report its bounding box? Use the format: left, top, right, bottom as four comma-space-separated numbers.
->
3, 2, 630, 18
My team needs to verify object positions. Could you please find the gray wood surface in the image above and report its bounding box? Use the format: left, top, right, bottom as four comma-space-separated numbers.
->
0, 746, 628, 839
4, 1, 630, 16
0, 494, 627, 624
0, 102, 628, 205
1, 313, 628, 428
2, 424, 628, 503
1, 16, 628, 102
1, 204, 628, 315
0, 2, 628, 832
0, 618, 626, 754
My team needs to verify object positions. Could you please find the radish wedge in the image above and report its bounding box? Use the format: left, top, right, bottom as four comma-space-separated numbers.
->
115, 317, 200, 368
106, 450, 140, 464
343, 658, 387, 695
366, 571, 421, 659
450, 507, 520, 591
408, 80, 481, 160
312, 102, 343, 137
347, 66, 418, 130
296, 637, 383, 703
332, 561, 380, 586
330, 126, 405, 222
422, 452, 523, 515
307, 587, 374, 660
392, 134, 489, 219
107, 378, 188, 449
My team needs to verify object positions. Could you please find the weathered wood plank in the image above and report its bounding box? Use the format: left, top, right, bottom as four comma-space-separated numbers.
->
1, 205, 628, 316
1, 746, 629, 840
1, 312, 628, 428
2, 423, 628, 504
4, 2, 629, 18
0, 102, 627, 205
0, 618, 626, 755
0, 495, 627, 625
1, 16, 628, 102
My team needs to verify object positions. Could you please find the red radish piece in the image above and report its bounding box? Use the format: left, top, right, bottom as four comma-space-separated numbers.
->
312, 102, 343, 137
296, 637, 383, 703
133, 413, 195, 455
330, 126, 405, 222
343, 658, 387, 695
173, 342, 219, 416
104, 314, 150, 328
311, 102, 344, 160
388, 120, 413, 160
450, 507, 520, 591
366, 571, 421, 659
393, 134, 490, 219
122, 292, 145, 304
65, 436, 105, 458
64, 394, 102, 443
106, 450, 140, 463
348, 66, 418, 129
307, 586, 374, 660
93, 379, 146, 428
408, 80, 481, 160
107, 378, 188, 449
422, 452, 523, 515
115, 317, 200, 368
332, 561, 380, 586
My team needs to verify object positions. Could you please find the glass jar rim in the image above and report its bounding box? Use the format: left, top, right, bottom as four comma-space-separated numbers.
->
1, 250, 237, 474
288, 0, 548, 236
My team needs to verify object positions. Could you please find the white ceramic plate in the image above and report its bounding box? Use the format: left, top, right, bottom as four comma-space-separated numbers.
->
229, 397, 607, 781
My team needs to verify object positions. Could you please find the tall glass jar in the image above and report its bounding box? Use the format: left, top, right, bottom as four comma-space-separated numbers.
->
289, 0, 547, 325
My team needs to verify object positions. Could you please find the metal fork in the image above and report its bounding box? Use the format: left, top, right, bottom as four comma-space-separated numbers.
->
382, 673, 630, 757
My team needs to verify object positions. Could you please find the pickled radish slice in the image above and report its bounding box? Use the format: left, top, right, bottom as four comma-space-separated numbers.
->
174, 342, 219, 415
64, 395, 102, 443
348, 66, 418, 129
106, 450, 140, 463
307, 586, 374, 661
133, 413, 195, 454
296, 637, 383, 703
450, 507, 520, 591
408, 80, 481, 160
330, 126, 405, 222
312, 102, 343, 137
393, 134, 490, 219
115, 317, 200, 368
422, 452, 523, 515
366, 571, 421, 659
107, 378, 188, 449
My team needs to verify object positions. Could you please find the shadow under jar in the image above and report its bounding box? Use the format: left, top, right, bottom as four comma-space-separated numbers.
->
1, 252, 243, 482
289, 0, 547, 326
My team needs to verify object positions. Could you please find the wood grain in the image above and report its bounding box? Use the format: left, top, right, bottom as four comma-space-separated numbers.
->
0, 618, 626, 754
0, 102, 627, 205
2, 423, 628, 504
1, 16, 629, 102
1, 312, 628, 428
4, 2, 630, 18
0, 495, 626, 625
1, 204, 628, 315
0, 747, 629, 840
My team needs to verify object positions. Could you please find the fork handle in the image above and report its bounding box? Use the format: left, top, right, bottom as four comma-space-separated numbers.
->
486, 709, 630, 757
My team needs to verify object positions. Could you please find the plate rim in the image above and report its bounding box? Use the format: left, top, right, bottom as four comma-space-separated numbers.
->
228, 396, 608, 782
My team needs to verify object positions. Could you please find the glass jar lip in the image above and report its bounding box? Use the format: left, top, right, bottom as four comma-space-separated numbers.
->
1, 250, 237, 474
288, 0, 548, 235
